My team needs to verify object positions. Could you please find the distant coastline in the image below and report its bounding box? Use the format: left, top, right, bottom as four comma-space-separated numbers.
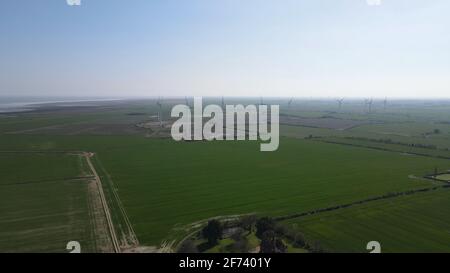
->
0, 97, 122, 113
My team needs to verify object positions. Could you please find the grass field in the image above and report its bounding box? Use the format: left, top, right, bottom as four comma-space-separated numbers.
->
2, 99, 450, 252
0, 152, 112, 253
96, 138, 449, 245
282, 188, 450, 252
1, 134, 447, 246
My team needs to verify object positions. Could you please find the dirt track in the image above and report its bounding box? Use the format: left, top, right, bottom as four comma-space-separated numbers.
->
83, 152, 121, 253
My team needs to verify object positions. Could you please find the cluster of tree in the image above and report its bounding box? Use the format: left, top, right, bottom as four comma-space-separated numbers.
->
178, 219, 224, 253
304, 134, 319, 140
202, 219, 223, 246
177, 215, 327, 253
424, 129, 441, 136
276, 224, 325, 253
256, 217, 325, 253
255, 217, 286, 253
239, 215, 257, 234
228, 228, 250, 253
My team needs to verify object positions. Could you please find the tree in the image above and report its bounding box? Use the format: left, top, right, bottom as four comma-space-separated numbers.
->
240, 215, 257, 234
230, 237, 250, 253
260, 230, 287, 253
274, 223, 289, 236
292, 232, 306, 248
256, 217, 276, 239
231, 228, 245, 242
202, 220, 223, 245
309, 241, 325, 253
177, 240, 198, 253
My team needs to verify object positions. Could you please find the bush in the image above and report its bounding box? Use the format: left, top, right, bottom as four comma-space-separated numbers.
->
260, 230, 287, 253
202, 220, 223, 246
256, 217, 276, 239
229, 237, 250, 253
239, 215, 257, 234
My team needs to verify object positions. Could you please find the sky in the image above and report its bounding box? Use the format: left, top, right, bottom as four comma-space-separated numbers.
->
0, 0, 449, 98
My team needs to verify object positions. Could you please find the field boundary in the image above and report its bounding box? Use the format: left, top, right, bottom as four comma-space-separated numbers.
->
317, 139, 450, 160
275, 184, 450, 222
0, 176, 94, 186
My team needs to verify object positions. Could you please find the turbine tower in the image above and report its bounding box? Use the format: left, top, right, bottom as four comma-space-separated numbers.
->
259, 96, 265, 106
365, 98, 373, 114
156, 97, 163, 127
383, 97, 388, 111
337, 98, 344, 111
288, 97, 294, 108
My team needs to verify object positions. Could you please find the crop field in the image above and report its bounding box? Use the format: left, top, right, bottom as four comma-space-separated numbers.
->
1, 99, 450, 253
282, 188, 450, 253
0, 152, 113, 253
96, 138, 450, 245
279, 116, 368, 130
1, 133, 449, 248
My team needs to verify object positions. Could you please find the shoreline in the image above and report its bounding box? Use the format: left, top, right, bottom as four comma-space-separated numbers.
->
0, 98, 124, 114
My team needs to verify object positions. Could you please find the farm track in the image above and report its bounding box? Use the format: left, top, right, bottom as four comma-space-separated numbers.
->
83, 152, 121, 253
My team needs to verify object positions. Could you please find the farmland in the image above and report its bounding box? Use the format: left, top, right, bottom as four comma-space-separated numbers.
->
282, 188, 450, 253
1, 98, 450, 252
0, 152, 114, 252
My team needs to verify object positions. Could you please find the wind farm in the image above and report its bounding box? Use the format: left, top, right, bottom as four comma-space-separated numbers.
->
1, 97, 450, 253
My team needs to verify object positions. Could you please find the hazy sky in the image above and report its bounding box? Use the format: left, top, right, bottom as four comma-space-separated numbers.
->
1, 0, 449, 98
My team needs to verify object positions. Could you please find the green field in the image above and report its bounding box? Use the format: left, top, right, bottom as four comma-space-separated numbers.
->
282, 188, 450, 253
1, 98, 450, 252
98, 138, 450, 245
1, 134, 448, 247
0, 153, 112, 253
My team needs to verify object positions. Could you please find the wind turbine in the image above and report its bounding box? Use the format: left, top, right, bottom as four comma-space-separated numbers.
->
365, 98, 373, 114
288, 97, 294, 108
337, 98, 344, 111
259, 96, 265, 106
383, 97, 388, 111
156, 96, 163, 127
